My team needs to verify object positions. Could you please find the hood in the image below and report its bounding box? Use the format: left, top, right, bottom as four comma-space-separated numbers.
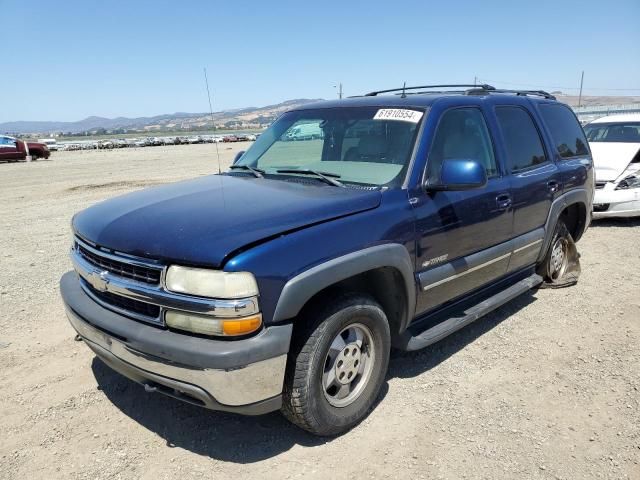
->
589, 142, 640, 182
73, 174, 381, 267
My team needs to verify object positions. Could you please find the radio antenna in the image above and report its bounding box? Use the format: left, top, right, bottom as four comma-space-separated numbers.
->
203, 67, 221, 174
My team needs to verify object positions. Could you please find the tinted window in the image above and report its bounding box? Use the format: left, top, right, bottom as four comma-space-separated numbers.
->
427, 108, 498, 182
495, 106, 547, 171
540, 104, 589, 158
584, 122, 640, 143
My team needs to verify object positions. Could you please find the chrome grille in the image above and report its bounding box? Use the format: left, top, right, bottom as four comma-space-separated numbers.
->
88, 286, 161, 318
76, 242, 162, 285
74, 237, 165, 324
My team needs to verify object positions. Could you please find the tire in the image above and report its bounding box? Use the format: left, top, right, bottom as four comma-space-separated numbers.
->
282, 293, 391, 436
537, 219, 581, 288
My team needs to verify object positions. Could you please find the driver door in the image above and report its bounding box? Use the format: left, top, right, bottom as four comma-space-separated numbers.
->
411, 106, 514, 315
0, 136, 20, 161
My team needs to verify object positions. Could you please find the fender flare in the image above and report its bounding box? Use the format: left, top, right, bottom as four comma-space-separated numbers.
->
537, 188, 590, 263
271, 244, 416, 331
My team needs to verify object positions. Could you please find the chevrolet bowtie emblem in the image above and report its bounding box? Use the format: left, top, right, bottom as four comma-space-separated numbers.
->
89, 270, 110, 292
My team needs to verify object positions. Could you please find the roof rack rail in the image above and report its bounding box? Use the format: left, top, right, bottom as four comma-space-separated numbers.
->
361, 84, 556, 101
466, 87, 556, 100
363, 84, 495, 97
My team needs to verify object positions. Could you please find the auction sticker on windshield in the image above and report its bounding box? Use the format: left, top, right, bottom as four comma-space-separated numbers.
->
373, 109, 423, 123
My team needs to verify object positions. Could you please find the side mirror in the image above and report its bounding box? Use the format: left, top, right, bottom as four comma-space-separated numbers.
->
233, 151, 245, 164
426, 159, 487, 191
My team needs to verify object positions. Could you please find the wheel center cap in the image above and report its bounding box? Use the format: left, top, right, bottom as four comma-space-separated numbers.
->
335, 344, 361, 384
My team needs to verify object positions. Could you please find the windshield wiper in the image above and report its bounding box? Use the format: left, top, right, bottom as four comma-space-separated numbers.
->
229, 164, 265, 178
276, 169, 345, 187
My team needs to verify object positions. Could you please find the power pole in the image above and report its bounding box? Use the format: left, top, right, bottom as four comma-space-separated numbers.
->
338, 83, 343, 99
578, 71, 584, 108
474, 76, 477, 86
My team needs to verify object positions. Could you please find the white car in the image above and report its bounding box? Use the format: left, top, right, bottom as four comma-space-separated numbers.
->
584, 113, 640, 218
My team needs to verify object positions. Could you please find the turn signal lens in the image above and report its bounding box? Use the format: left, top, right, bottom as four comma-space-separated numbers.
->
222, 315, 263, 336
165, 311, 262, 337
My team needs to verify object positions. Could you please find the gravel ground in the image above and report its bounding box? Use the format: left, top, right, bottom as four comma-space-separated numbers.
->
0, 145, 638, 480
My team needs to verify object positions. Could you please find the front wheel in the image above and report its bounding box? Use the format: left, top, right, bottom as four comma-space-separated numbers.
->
282, 293, 390, 436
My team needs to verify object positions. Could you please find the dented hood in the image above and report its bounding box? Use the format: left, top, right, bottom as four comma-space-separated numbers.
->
72, 174, 381, 267
589, 142, 640, 181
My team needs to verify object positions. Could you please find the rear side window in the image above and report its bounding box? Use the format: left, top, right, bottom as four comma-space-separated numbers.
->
495, 106, 547, 171
539, 104, 589, 158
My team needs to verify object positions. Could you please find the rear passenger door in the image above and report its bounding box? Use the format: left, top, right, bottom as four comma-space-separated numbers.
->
413, 106, 513, 315
493, 105, 560, 271
537, 103, 593, 195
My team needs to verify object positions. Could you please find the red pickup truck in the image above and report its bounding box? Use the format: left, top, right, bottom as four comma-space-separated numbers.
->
0, 135, 51, 162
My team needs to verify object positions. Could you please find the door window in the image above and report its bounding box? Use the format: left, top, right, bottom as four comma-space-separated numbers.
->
427, 108, 498, 183
495, 106, 547, 171
0, 136, 17, 148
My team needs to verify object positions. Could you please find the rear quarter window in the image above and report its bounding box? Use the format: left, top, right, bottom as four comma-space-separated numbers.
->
539, 104, 590, 158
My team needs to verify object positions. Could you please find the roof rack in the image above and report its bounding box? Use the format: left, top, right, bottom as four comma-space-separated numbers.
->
362, 84, 556, 100
363, 84, 495, 96
466, 87, 556, 100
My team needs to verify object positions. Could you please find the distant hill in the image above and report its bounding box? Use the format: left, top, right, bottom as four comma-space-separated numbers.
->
0, 99, 323, 135
4, 95, 639, 135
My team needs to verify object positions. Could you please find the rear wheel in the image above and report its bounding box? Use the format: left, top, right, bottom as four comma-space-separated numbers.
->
282, 293, 390, 436
538, 219, 580, 287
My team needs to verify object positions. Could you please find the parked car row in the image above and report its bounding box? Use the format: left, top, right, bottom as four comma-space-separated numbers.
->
55, 134, 259, 151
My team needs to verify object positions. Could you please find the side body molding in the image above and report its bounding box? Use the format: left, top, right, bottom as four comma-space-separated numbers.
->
537, 188, 590, 263
272, 244, 416, 329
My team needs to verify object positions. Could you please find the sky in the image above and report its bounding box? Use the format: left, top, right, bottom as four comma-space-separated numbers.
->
1, 0, 639, 123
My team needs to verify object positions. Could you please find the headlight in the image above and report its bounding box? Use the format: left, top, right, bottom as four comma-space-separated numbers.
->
616, 174, 640, 190
165, 310, 262, 336
165, 265, 258, 298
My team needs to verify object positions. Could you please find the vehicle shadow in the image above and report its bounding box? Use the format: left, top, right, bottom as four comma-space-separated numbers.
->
388, 292, 536, 378
91, 356, 333, 462
589, 217, 640, 228
91, 291, 536, 462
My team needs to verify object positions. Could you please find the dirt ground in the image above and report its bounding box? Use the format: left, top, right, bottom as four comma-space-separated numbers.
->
1, 145, 638, 480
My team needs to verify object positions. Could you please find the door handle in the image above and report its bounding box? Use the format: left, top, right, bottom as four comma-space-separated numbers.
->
547, 180, 560, 193
496, 193, 512, 210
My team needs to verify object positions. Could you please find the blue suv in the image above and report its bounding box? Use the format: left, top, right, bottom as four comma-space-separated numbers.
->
60, 84, 594, 436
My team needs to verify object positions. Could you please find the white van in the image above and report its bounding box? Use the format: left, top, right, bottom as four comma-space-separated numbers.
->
38, 138, 59, 151
285, 123, 323, 141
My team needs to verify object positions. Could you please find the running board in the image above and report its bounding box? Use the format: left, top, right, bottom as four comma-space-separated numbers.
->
397, 273, 543, 351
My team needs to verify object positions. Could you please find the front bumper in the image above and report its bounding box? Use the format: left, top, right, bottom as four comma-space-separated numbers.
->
593, 184, 640, 218
60, 271, 292, 415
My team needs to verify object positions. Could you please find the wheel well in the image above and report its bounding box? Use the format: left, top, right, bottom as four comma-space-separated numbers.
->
295, 267, 408, 341
560, 202, 587, 242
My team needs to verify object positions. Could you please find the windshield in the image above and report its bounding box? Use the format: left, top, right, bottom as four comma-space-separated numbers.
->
584, 122, 640, 143
234, 107, 424, 186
